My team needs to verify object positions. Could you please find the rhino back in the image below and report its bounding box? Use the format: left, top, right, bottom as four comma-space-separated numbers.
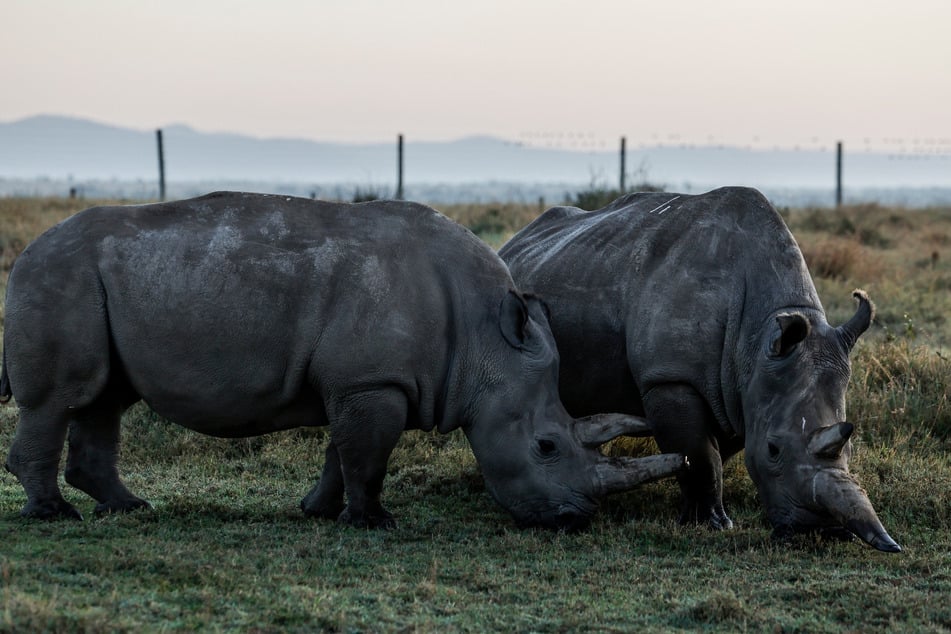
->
5, 192, 508, 435
502, 186, 820, 426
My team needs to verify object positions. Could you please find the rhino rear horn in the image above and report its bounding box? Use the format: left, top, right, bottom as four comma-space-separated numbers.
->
837, 290, 875, 351
575, 413, 653, 448
807, 422, 853, 459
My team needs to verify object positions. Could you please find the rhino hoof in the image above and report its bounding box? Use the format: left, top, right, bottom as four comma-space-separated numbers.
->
338, 507, 397, 530
710, 512, 734, 531
94, 498, 152, 516
678, 505, 733, 531
21, 500, 84, 521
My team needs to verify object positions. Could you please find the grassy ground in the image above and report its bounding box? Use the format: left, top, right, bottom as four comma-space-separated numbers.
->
1, 195, 951, 632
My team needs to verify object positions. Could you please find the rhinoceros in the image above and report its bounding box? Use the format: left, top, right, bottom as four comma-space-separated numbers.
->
0, 191, 685, 529
500, 186, 900, 551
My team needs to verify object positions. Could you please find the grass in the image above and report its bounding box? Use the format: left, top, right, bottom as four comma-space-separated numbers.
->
2, 195, 951, 632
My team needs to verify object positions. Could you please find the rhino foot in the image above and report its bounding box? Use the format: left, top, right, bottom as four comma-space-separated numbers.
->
337, 506, 396, 530
678, 503, 733, 531
21, 499, 84, 521
301, 499, 345, 520
300, 488, 346, 520
94, 498, 152, 516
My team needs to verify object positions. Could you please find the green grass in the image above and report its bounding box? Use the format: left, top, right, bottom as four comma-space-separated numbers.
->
2, 197, 951, 632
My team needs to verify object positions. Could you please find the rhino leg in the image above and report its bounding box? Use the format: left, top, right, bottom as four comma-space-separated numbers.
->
300, 441, 346, 519
328, 389, 406, 529
644, 384, 734, 530
64, 394, 150, 516
6, 406, 83, 520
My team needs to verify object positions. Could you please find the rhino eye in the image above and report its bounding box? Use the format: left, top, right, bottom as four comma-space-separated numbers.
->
537, 438, 558, 456
768, 442, 780, 459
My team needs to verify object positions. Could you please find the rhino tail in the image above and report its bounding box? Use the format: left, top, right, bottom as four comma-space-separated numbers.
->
0, 348, 11, 404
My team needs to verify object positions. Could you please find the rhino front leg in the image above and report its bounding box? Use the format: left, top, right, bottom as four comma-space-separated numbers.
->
328, 389, 406, 529
6, 406, 83, 520
301, 440, 345, 519
644, 384, 733, 530
64, 396, 150, 516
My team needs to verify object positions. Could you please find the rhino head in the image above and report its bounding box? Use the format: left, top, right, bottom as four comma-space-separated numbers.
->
743, 290, 900, 552
462, 290, 687, 531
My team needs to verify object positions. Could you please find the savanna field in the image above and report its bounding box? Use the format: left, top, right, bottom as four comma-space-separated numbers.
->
1, 196, 950, 633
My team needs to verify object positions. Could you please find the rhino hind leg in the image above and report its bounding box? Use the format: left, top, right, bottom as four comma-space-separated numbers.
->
644, 384, 734, 530
64, 393, 150, 516
301, 441, 346, 519
327, 389, 406, 529
6, 407, 83, 520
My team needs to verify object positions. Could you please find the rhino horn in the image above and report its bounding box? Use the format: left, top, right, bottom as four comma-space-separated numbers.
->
594, 453, 688, 496
807, 422, 854, 458
812, 468, 901, 552
837, 290, 875, 351
575, 413, 654, 448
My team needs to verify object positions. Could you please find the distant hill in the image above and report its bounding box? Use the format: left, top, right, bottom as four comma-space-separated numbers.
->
2, 115, 951, 206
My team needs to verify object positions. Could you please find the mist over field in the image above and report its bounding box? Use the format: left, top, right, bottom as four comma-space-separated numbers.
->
3, 115, 951, 207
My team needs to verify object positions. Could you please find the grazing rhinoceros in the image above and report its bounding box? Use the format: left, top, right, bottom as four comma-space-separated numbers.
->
500, 186, 900, 551
0, 191, 685, 530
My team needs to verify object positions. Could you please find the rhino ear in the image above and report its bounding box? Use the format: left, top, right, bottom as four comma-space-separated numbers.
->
523, 293, 552, 325
500, 289, 531, 349
770, 313, 810, 357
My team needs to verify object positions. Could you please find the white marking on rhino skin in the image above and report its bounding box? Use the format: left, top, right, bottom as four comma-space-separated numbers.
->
648, 196, 681, 214
260, 212, 290, 240
802, 417, 807, 435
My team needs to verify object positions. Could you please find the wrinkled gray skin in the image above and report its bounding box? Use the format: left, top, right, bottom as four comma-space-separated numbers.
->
500, 186, 900, 551
0, 191, 685, 530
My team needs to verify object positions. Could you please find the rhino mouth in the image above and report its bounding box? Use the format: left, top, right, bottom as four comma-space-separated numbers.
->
512, 500, 597, 532
769, 516, 855, 543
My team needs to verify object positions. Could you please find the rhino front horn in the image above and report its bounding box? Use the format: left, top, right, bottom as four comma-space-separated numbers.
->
812, 468, 901, 553
594, 453, 688, 496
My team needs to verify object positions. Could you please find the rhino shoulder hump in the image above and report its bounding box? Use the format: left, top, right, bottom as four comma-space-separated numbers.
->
537, 205, 585, 223
708, 186, 771, 207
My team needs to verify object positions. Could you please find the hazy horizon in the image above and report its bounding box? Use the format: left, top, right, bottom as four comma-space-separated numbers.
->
3, 1, 950, 156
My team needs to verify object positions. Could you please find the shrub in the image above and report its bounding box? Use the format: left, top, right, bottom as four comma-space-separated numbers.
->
466, 207, 509, 236
799, 237, 867, 280
567, 186, 623, 211
442, 203, 542, 247
352, 186, 385, 203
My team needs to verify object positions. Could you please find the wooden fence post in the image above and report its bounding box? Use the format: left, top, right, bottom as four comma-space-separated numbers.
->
396, 133, 404, 200
156, 129, 166, 201
619, 136, 627, 194
836, 140, 843, 207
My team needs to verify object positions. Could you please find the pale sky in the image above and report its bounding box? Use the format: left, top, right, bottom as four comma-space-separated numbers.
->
3, 0, 949, 152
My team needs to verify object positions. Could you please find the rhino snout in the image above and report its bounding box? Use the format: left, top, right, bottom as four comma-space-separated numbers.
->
765, 468, 901, 553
